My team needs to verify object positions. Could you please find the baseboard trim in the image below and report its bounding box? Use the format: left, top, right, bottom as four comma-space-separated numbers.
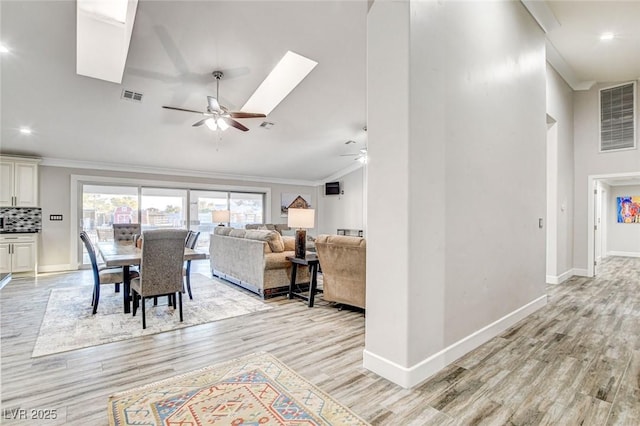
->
606, 251, 640, 258
38, 264, 74, 273
363, 294, 548, 388
572, 268, 589, 277
546, 269, 575, 284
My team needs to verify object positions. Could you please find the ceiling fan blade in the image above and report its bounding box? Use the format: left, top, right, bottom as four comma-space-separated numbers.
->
163, 106, 204, 114
207, 96, 221, 112
221, 117, 249, 132
340, 154, 359, 156
229, 112, 267, 119
192, 118, 209, 127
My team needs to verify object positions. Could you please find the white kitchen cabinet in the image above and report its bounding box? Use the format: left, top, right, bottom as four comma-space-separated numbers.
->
0, 157, 40, 207
0, 234, 37, 274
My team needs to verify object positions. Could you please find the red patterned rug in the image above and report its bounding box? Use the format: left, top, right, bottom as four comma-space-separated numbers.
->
108, 352, 369, 425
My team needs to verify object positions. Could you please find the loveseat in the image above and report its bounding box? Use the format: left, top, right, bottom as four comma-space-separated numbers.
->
315, 234, 366, 309
210, 227, 310, 298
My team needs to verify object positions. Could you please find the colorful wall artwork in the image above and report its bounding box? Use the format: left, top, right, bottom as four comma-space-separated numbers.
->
617, 196, 640, 223
280, 193, 312, 217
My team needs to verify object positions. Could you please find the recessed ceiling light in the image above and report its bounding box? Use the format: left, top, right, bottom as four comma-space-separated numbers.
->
241, 51, 318, 115
20, 128, 32, 135
600, 32, 615, 41
0, 44, 9, 53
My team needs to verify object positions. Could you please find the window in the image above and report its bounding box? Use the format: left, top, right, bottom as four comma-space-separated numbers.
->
600, 82, 636, 152
230, 192, 264, 227
79, 181, 266, 265
141, 187, 187, 231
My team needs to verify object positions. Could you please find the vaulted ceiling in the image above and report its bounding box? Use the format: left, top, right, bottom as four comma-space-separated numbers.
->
1, 1, 638, 184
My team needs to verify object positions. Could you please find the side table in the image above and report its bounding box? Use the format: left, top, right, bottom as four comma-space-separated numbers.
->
287, 255, 321, 307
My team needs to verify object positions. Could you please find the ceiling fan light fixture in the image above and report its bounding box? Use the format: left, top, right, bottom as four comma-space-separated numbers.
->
205, 118, 217, 131
600, 32, 615, 41
217, 118, 230, 131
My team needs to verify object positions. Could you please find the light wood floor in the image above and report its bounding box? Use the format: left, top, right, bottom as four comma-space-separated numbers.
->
1, 257, 639, 425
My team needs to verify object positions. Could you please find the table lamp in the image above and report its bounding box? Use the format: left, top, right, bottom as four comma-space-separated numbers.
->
212, 210, 230, 226
287, 208, 315, 258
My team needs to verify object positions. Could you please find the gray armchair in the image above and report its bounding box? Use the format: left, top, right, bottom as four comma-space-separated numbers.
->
131, 229, 189, 329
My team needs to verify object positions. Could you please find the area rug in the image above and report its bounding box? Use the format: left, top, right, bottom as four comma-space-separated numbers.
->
32, 273, 272, 357
108, 351, 369, 426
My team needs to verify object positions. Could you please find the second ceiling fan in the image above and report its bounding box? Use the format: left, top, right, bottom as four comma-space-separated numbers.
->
162, 71, 265, 132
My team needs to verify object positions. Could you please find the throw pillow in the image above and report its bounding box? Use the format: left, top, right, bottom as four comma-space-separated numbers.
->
282, 236, 295, 251
244, 230, 285, 253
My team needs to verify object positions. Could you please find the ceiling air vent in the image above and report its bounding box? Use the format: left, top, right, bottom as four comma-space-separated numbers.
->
121, 89, 143, 103
260, 121, 275, 129
600, 82, 636, 152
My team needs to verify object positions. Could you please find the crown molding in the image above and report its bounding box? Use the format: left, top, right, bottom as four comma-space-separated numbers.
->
39, 157, 320, 187
321, 161, 364, 183
521, 0, 595, 91
545, 40, 595, 91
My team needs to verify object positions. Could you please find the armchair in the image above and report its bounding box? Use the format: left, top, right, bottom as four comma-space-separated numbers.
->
315, 234, 366, 309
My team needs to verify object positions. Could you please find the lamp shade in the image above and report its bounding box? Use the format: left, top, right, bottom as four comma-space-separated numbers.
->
288, 208, 315, 229
212, 210, 230, 223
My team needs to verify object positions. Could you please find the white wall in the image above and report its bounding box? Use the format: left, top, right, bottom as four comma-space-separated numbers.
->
573, 83, 640, 272
365, 0, 547, 387
38, 165, 317, 271
545, 64, 575, 283
607, 184, 640, 256
316, 166, 365, 235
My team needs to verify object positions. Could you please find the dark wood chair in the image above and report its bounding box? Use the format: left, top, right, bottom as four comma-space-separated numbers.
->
131, 229, 189, 329
79, 231, 138, 314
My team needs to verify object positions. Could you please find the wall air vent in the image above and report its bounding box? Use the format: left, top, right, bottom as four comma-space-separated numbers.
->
599, 81, 636, 152
121, 89, 143, 102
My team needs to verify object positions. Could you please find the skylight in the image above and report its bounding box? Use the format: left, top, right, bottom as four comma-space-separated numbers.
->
241, 51, 317, 115
76, 0, 138, 84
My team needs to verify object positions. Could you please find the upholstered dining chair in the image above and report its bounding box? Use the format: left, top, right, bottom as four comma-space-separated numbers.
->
79, 231, 139, 315
112, 223, 141, 242
183, 231, 201, 299
131, 229, 189, 329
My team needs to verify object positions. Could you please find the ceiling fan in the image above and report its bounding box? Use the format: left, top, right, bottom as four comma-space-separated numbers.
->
162, 71, 266, 132
341, 148, 368, 163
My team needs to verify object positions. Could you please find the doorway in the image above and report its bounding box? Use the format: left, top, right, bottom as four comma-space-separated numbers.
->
587, 173, 640, 277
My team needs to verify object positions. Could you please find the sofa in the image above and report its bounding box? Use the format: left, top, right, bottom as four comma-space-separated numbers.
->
245, 223, 291, 235
315, 234, 366, 309
210, 227, 310, 298
245, 223, 316, 251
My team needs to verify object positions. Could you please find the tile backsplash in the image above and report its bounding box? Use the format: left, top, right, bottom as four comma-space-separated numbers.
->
0, 207, 42, 232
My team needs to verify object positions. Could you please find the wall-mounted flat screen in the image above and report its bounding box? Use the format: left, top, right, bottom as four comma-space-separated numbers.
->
325, 182, 340, 195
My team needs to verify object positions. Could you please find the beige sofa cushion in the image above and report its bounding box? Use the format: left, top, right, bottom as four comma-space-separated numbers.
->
264, 252, 293, 270
229, 229, 247, 238
214, 226, 233, 236
282, 236, 295, 251
244, 229, 284, 253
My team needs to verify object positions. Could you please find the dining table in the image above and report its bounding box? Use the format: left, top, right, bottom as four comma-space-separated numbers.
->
97, 240, 209, 314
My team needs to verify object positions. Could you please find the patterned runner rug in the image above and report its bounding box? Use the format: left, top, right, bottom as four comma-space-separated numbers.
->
108, 352, 370, 426
32, 273, 271, 357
